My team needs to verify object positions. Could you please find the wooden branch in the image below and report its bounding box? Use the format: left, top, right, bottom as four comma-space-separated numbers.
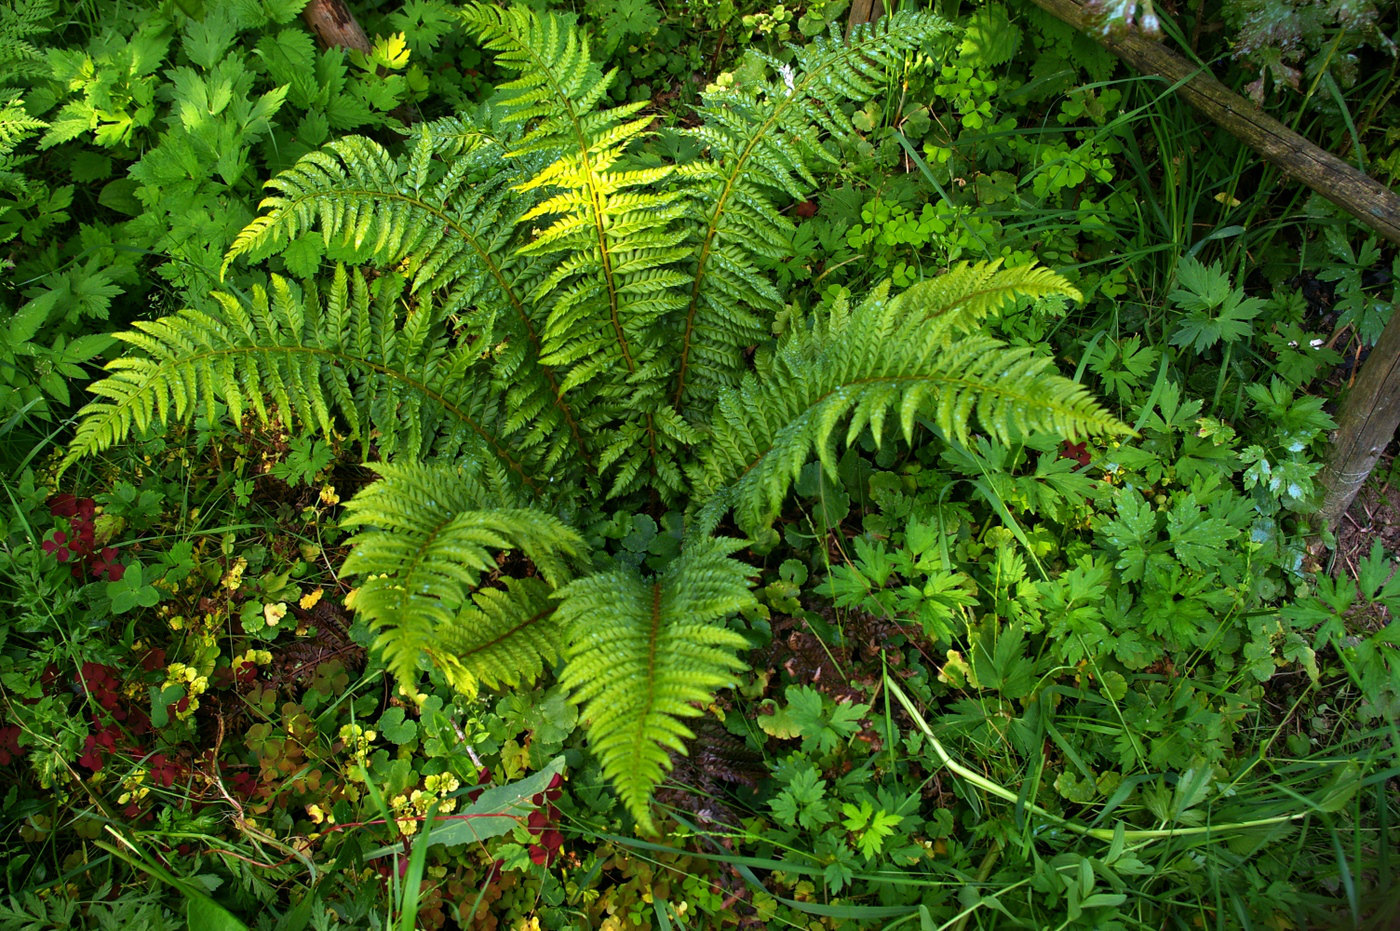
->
300, 0, 418, 126
1027, 0, 1400, 248
302, 0, 372, 54
846, 0, 884, 36
1317, 307, 1400, 529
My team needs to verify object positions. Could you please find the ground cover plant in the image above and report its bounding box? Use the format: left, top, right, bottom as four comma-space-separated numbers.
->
2, 0, 1398, 928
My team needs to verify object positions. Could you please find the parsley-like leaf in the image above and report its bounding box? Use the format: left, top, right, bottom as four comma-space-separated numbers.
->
1168, 257, 1265, 351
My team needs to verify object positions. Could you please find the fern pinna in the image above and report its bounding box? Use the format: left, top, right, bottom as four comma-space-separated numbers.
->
64, 6, 1128, 831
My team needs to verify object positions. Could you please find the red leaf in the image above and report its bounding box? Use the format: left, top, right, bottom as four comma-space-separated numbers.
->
48, 494, 79, 518
1059, 440, 1091, 467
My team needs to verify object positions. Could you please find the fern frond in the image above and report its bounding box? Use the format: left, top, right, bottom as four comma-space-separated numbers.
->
223, 123, 589, 472
341, 461, 583, 695
899, 259, 1084, 335
457, 2, 676, 386
672, 11, 955, 407
693, 264, 1130, 536
0, 0, 54, 79
62, 267, 546, 490
456, 3, 613, 158
555, 537, 756, 832
0, 95, 43, 156
223, 128, 524, 316
458, 3, 692, 495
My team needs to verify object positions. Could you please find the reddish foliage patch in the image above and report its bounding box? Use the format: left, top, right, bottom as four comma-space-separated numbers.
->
0, 725, 21, 766
42, 495, 127, 581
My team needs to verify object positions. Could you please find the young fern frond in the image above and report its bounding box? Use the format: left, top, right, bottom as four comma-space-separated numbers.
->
672, 12, 955, 408
694, 264, 1129, 535
458, 4, 690, 498
61, 267, 544, 490
341, 462, 583, 696
555, 537, 756, 832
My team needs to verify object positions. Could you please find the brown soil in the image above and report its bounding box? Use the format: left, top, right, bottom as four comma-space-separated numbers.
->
1333, 473, 1400, 573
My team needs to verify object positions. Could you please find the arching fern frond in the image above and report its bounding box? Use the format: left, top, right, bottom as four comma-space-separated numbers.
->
222, 122, 588, 473
672, 11, 955, 407
899, 258, 1083, 335
341, 461, 584, 696
693, 264, 1130, 536
223, 121, 521, 310
61, 267, 546, 490
555, 537, 756, 832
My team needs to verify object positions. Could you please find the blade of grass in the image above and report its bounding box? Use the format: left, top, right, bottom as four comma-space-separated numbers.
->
397, 803, 435, 931
885, 673, 1326, 843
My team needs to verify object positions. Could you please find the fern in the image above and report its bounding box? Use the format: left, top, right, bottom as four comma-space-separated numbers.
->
903, 259, 1089, 334
694, 265, 1125, 536
61, 266, 546, 491
555, 537, 755, 833
0, 0, 56, 192
225, 121, 516, 300
458, 2, 696, 499
65, 5, 1131, 831
0, 0, 54, 82
222, 123, 588, 474
342, 461, 582, 697
0, 95, 44, 191
673, 12, 954, 407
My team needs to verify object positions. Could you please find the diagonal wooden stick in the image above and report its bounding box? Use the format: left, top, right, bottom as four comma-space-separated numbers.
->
302, 0, 373, 55
301, 0, 420, 126
1027, 0, 1400, 248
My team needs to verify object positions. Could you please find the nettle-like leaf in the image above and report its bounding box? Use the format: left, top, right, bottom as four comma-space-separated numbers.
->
1098, 491, 1161, 583
1167, 257, 1265, 352
554, 537, 756, 831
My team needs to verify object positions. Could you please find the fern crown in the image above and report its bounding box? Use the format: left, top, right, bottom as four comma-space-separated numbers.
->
66, 6, 1127, 830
